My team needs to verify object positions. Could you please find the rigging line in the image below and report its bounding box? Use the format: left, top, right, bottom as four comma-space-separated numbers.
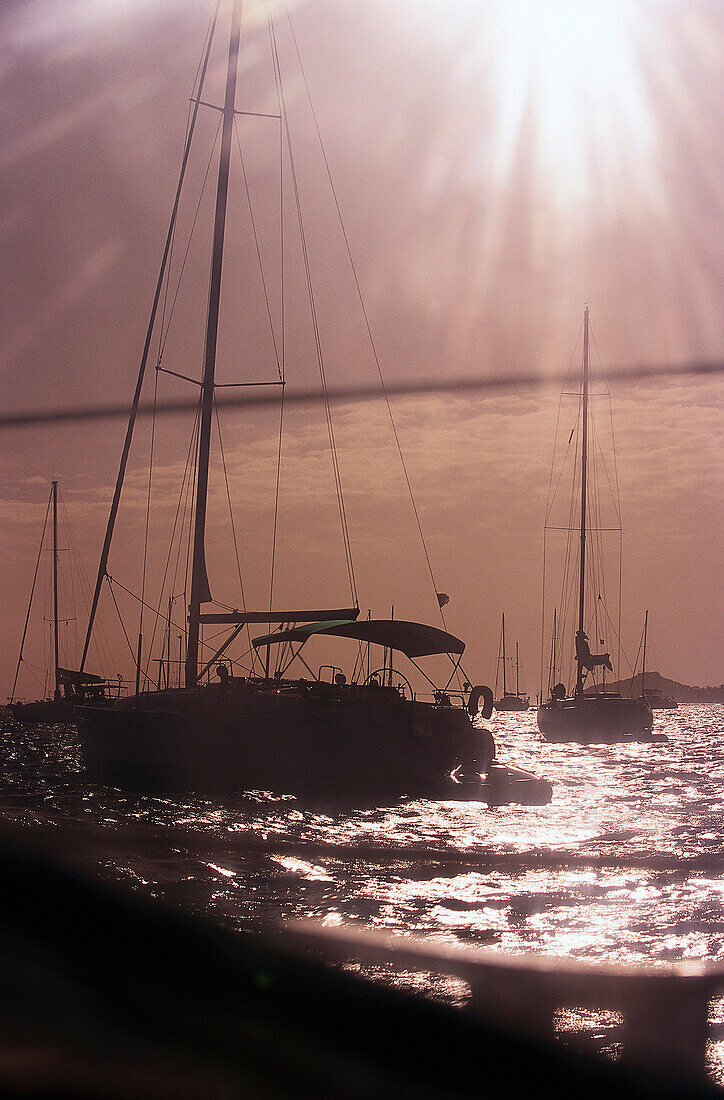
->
263, 12, 287, 640
272, 11, 285, 384
589, 400, 622, 529
183, 407, 201, 637
285, 6, 445, 626
172, 412, 201, 642
214, 400, 254, 658
106, 577, 138, 671
139, 370, 160, 651
8, 358, 720, 433
142, 407, 202, 682
10, 491, 52, 702
545, 434, 576, 528
271, 15, 357, 607
558, 402, 581, 654
268, 389, 285, 619
140, 381, 185, 687
61, 498, 113, 674
56, 499, 76, 668
618, 529, 623, 674
107, 575, 186, 647
543, 392, 566, 526
540, 533, 547, 697
214, 402, 246, 607
158, 1, 213, 349
158, 116, 224, 363
231, 117, 282, 377
591, 327, 624, 531
79, 0, 222, 673
544, 333, 582, 524
596, 589, 633, 674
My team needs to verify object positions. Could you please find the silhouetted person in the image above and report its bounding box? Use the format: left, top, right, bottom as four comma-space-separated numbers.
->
576, 630, 613, 673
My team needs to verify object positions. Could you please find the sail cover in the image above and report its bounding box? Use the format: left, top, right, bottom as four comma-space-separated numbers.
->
252, 619, 465, 658
57, 667, 105, 685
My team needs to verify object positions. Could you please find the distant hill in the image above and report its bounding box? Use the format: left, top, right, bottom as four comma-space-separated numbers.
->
586, 671, 724, 703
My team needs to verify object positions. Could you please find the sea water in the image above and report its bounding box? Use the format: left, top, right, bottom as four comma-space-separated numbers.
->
1, 703, 723, 1080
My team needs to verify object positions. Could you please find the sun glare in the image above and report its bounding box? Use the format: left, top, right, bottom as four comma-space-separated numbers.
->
408, 0, 655, 204
490, 1, 653, 196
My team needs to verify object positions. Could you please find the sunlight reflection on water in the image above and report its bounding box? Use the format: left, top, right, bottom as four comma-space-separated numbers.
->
1, 702, 723, 1078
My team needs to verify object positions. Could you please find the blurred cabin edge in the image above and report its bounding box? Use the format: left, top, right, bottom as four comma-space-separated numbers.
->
0, 825, 720, 1099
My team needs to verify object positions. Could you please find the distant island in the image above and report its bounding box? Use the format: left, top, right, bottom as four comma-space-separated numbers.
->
587, 672, 724, 704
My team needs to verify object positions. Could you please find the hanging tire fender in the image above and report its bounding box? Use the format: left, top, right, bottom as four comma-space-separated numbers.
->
467, 684, 493, 719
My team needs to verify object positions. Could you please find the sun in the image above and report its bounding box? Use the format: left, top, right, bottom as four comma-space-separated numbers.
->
490, 0, 652, 193
403, 0, 655, 205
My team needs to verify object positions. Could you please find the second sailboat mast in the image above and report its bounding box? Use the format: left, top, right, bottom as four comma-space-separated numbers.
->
52, 480, 60, 701
185, 0, 243, 688
576, 304, 590, 694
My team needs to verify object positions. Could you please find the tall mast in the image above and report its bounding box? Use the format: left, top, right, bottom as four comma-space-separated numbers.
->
52, 480, 60, 701
515, 641, 520, 698
576, 304, 590, 695
185, 0, 243, 688
552, 607, 557, 691
501, 613, 507, 696
642, 609, 648, 697
79, 6, 220, 674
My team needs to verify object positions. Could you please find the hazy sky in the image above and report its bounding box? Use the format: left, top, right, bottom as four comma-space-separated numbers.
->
1, 0, 722, 699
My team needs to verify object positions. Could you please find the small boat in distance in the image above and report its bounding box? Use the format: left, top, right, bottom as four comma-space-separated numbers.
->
72, 2, 549, 804
641, 611, 678, 709
643, 688, 678, 710
537, 307, 654, 744
9, 481, 107, 725
493, 615, 529, 711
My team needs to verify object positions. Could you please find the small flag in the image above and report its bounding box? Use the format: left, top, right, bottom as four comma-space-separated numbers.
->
437, 592, 449, 609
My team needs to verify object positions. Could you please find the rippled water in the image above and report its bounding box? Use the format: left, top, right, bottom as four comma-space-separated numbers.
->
2, 704, 723, 1077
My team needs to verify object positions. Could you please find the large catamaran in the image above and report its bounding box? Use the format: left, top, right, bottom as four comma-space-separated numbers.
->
537, 307, 653, 744
74, 0, 497, 799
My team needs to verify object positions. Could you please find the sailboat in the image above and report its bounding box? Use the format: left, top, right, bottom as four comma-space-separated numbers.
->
493, 615, 529, 712
9, 481, 106, 724
73, 1, 509, 801
641, 611, 678, 710
537, 307, 654, 744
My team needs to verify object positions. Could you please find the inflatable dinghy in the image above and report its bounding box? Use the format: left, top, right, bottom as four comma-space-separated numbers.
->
446, 761, 552, 807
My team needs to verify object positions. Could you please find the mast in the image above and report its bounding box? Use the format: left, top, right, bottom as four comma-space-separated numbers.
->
185, 0, 243, 688
79, 6, 220, 674
515, 641, 520, 698
642, 609, 648, 698
52, 480, 60, 701
575, 304, 590, 695
501, 613, 507, 696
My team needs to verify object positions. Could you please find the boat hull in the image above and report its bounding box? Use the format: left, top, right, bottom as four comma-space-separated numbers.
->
494, 695, 529, 712
75, 679, 490, 800
644, 692, 679, 710
444, 762, 552, 806
537, 694, 656, 744
9, 699, 75, 725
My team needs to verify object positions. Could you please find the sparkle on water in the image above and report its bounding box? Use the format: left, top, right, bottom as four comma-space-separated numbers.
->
1, 702, 723, 1079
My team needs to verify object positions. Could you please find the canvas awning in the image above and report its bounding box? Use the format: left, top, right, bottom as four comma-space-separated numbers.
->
252, 619, 465, 659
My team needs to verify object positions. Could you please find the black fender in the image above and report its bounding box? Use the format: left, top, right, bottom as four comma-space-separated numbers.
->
467, 684, 494, 720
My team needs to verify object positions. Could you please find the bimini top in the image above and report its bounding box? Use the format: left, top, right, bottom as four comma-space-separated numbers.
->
252, 619, 465, 659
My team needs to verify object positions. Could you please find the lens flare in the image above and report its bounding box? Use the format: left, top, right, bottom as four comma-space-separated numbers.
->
490, 0, 652, 197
